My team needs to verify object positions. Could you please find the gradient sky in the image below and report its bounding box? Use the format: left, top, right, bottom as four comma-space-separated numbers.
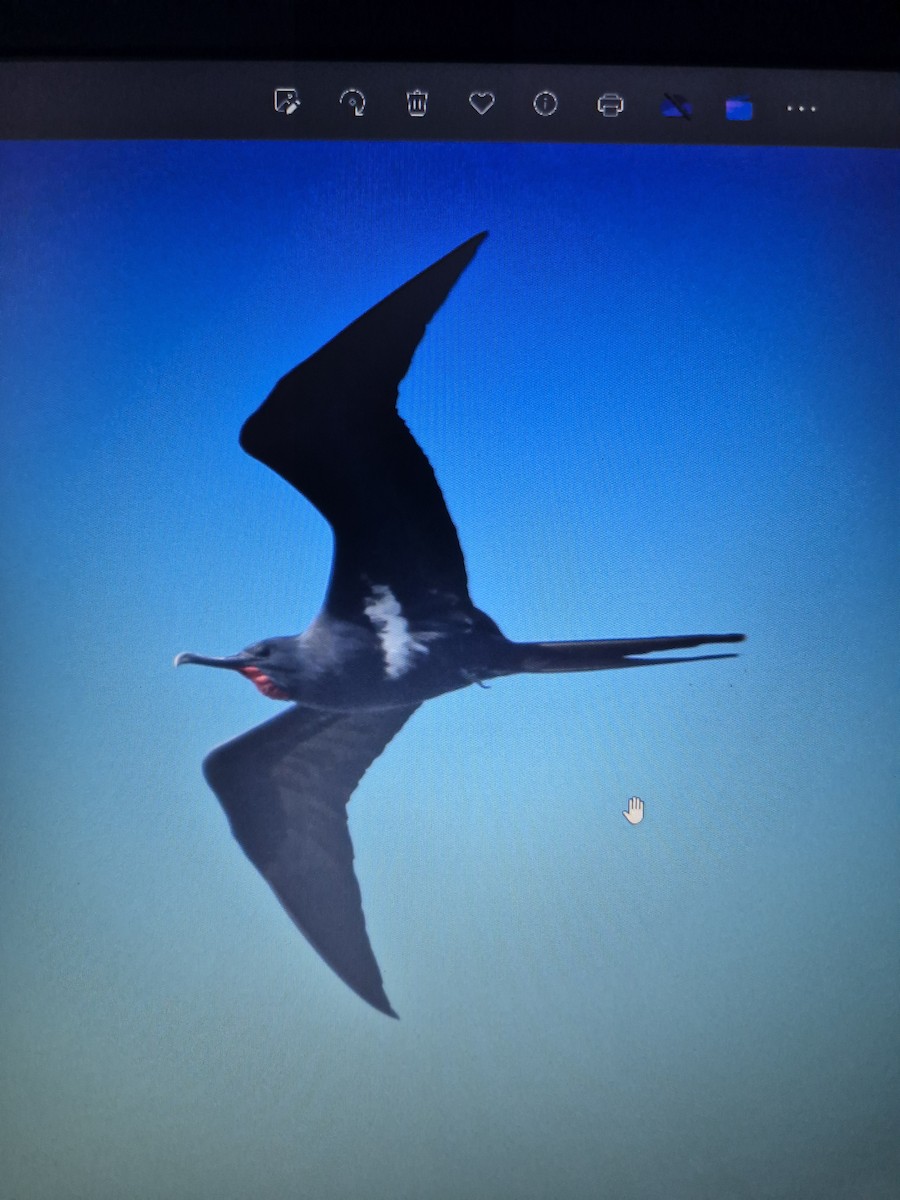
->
1, 139, 898, 1200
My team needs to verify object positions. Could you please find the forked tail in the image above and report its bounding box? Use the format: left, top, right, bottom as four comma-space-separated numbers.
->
512, 632, 745, 674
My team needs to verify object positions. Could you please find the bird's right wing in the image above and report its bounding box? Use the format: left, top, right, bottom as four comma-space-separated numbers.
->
202, 703, 420, 1017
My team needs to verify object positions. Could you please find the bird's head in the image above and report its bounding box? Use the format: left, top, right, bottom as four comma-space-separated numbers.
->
174, 637, 298, 701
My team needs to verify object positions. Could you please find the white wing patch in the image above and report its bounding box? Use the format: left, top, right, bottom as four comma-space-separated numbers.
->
364, 585, 430, 680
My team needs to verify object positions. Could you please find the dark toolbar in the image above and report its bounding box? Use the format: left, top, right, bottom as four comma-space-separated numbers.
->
2, 62, 898, 146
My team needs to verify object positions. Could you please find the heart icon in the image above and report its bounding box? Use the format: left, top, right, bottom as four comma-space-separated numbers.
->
469, 91, 496, 116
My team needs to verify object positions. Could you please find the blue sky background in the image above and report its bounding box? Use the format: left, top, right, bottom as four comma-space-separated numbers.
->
1, 140, 898, 1199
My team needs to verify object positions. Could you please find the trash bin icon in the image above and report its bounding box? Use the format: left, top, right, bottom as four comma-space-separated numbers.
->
407, 89, 428, 116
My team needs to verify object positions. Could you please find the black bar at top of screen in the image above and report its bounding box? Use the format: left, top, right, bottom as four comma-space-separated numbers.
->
1, 61, 898, 148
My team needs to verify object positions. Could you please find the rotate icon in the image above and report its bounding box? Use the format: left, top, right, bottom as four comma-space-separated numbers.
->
340, 88, 366, 116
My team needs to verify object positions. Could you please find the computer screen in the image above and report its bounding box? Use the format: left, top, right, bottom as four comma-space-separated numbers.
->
2, 62, 898, 1199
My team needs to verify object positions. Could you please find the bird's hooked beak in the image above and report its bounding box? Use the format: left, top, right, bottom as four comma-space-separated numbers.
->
174, 650, 291, 701
174, 650, 252, 671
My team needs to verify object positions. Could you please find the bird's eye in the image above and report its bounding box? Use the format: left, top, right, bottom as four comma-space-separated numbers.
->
255, 644, 271, 658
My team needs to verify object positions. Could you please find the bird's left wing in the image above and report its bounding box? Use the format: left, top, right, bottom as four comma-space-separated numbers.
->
202, 703, 420, 1017
239, 234, 488, 623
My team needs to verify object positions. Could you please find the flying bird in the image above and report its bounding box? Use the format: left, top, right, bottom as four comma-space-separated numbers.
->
175, 232, 743, 1017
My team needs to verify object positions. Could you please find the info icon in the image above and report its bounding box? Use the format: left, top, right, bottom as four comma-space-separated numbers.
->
533, 90, 558, 117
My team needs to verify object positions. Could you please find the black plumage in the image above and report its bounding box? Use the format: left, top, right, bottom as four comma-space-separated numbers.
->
176, 233, 743, 1016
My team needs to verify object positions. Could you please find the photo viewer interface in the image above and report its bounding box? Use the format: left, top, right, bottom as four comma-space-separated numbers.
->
1, 61, 898, 1200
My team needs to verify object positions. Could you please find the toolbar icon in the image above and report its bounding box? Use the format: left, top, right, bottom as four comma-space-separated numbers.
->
407, 89, 428, 117
661, 93, 692, 119
469, 91, 496, 115
533, 90, 558, 117
274, 88, 300, 116
597, 92, 625, 117
340, 88, 366, 116
726, 94, 753, 121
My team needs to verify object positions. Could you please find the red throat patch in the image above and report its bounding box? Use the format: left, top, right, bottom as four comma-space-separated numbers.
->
238, 665, 291, 701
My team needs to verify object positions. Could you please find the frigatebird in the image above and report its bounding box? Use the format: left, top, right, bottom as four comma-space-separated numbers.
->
175, 232, 743, 1017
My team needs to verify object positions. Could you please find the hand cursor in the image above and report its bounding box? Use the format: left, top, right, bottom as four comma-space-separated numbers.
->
623, 796, 644, 825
